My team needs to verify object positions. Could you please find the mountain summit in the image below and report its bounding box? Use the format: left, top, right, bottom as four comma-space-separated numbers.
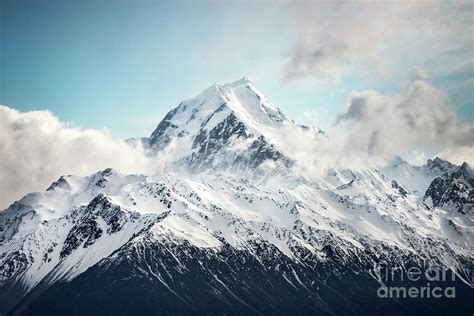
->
145, 78, 293, 171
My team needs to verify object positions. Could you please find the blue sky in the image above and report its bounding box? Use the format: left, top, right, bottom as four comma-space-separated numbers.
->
1, 0, 472, 139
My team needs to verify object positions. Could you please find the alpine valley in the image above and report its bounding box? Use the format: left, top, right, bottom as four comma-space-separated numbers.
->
1, 78, 473, 315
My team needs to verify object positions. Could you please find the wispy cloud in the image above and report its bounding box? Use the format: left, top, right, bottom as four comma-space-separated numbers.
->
282, 0, 473, 87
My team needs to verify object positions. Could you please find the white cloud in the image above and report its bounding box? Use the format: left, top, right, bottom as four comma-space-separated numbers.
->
437, 146, 474, 166
0, 106, 168, 209
273, 73, 473, 178
278, 124, 378, 176
333, 75, 474, 164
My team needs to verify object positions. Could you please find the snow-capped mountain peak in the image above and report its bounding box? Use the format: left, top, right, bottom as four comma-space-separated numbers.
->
148, 77, 287, 145
146, 78, 292, 172
424, 156, 456, 174
217, 77, 287, 124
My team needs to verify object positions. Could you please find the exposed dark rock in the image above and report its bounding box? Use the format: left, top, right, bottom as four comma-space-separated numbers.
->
46, 176, 70, 191
391, 180, 408, 197
424, 176, 473, 213
22, 237, 474, 316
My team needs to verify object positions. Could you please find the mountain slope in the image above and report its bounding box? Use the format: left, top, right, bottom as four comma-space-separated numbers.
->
2, 166, 473, 314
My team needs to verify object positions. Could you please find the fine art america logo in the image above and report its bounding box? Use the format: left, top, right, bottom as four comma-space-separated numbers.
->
376, 263, 472, 299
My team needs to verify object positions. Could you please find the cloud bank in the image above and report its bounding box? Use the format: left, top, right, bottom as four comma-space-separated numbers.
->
0, 106, 162, 209
277, 73, 474, 176
334, 75, 474, 158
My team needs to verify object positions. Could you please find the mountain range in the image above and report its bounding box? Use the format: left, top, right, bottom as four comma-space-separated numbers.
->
1, 78, 472, 315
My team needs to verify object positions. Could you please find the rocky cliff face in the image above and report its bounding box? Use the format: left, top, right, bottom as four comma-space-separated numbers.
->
424, 161, 473, 215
